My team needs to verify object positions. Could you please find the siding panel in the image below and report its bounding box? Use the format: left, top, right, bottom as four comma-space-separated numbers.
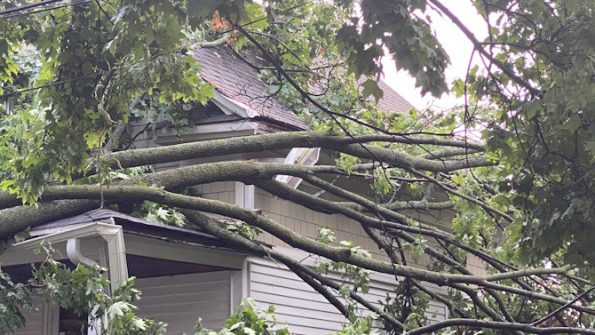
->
248, 258, 448, 335
12, 296, 47, 335
135, 271, 231, 334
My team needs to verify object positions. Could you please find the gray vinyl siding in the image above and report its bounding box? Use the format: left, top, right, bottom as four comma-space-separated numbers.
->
253, 188, 458, 269
135, 271, 232, 334
248, 260, 343, 334
247, 258, 448, 335
12, 309, 43, 335
192, 181, 236, 204
12, 296, 49, 335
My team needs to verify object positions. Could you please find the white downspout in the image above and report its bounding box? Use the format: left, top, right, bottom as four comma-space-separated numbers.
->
66, 238, 99, 267
65, 224, 128, 335
66, 238, 103, 335
65, 224, 128, 293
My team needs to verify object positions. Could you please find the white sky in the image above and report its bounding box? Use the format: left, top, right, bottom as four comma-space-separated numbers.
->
381, 1, 488, 110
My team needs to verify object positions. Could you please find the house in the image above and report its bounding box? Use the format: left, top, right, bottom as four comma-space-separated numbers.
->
2, 46, 473, 335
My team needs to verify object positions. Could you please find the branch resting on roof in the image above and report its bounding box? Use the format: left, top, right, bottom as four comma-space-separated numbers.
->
0, 184, 577, 295
101, 131, 485, 169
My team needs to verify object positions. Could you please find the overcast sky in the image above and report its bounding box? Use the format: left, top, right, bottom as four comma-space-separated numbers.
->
381, 1, 488, 110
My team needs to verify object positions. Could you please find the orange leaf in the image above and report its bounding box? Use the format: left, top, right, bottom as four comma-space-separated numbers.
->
211, 10, 224, 31
227, 30, 238, 45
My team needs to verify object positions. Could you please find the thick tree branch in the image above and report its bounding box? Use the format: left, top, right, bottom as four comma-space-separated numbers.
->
0, 200, 98, 238
257, 177, 517, 279
9, 183, 584, 307
0, 161, 327, 209
102, 132, 485, 170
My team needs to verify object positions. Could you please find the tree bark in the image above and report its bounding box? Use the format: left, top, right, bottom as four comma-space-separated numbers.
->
103, 131, 487, 172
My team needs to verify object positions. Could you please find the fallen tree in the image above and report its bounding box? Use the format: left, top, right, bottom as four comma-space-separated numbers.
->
0, 0, 593, 334
1, 131, 594, 333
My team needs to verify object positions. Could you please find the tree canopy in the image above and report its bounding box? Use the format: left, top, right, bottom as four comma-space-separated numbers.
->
0, 0, 594, 334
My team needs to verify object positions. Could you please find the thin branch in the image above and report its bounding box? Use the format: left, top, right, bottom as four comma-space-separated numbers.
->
427, 0, 543, 97
407, 169, 513, 223
183, 210, 405, 329
405, 318, 595, 335
233, 22, 454, 138
532, 285, 595, 326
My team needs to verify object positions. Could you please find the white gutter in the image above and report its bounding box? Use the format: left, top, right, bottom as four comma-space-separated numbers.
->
14, 222, 128, 335
15, 222, 128, 293
96, 220, 129, 292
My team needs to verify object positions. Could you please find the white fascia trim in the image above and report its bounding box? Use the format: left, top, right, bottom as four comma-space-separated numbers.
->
15, 222, 113, 248
211, 89, 258, 118
15, 222, 128, 292
123, 233, 245, 270
154, 121, 258, 145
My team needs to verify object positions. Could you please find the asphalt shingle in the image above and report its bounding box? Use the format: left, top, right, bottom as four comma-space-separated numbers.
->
193, 47, 310, 130
192, 46, 413, 131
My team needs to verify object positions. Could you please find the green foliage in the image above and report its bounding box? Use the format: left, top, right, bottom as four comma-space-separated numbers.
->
225, 219, 263, 240
0, 267, 32, 333
0, 242, 166, 334
371, 169, 393, 197
315, 228, 388, 334
335, 314, 379, 335
336, 0, 450, 97
0, 0, 226, 203
317, 228, 372, 301
195, 299, 290, 335
317, 227, 337, 244
137, 200, 187, 227
450, 172, 499, 250
31, 245, 166, 334
0, 104, 50, 203
461, 0, 595, 273
381, 280, 429, 333
336, 153, 360, 175
197, 297, 382, 335
402, 234, 429, 265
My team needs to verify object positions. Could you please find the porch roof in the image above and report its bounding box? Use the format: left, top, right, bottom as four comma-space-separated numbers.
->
33, 208, 230, 249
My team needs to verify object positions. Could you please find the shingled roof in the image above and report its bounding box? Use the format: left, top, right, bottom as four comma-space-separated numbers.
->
377, 79, 414, 113
192, 47, 413, 130
193, 47, 310, 130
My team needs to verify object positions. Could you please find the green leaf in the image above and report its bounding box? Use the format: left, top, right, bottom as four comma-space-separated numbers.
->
361, 78, 383, 102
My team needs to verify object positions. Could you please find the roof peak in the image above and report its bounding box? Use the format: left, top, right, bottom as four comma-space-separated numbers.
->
192, 46, 413, 130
